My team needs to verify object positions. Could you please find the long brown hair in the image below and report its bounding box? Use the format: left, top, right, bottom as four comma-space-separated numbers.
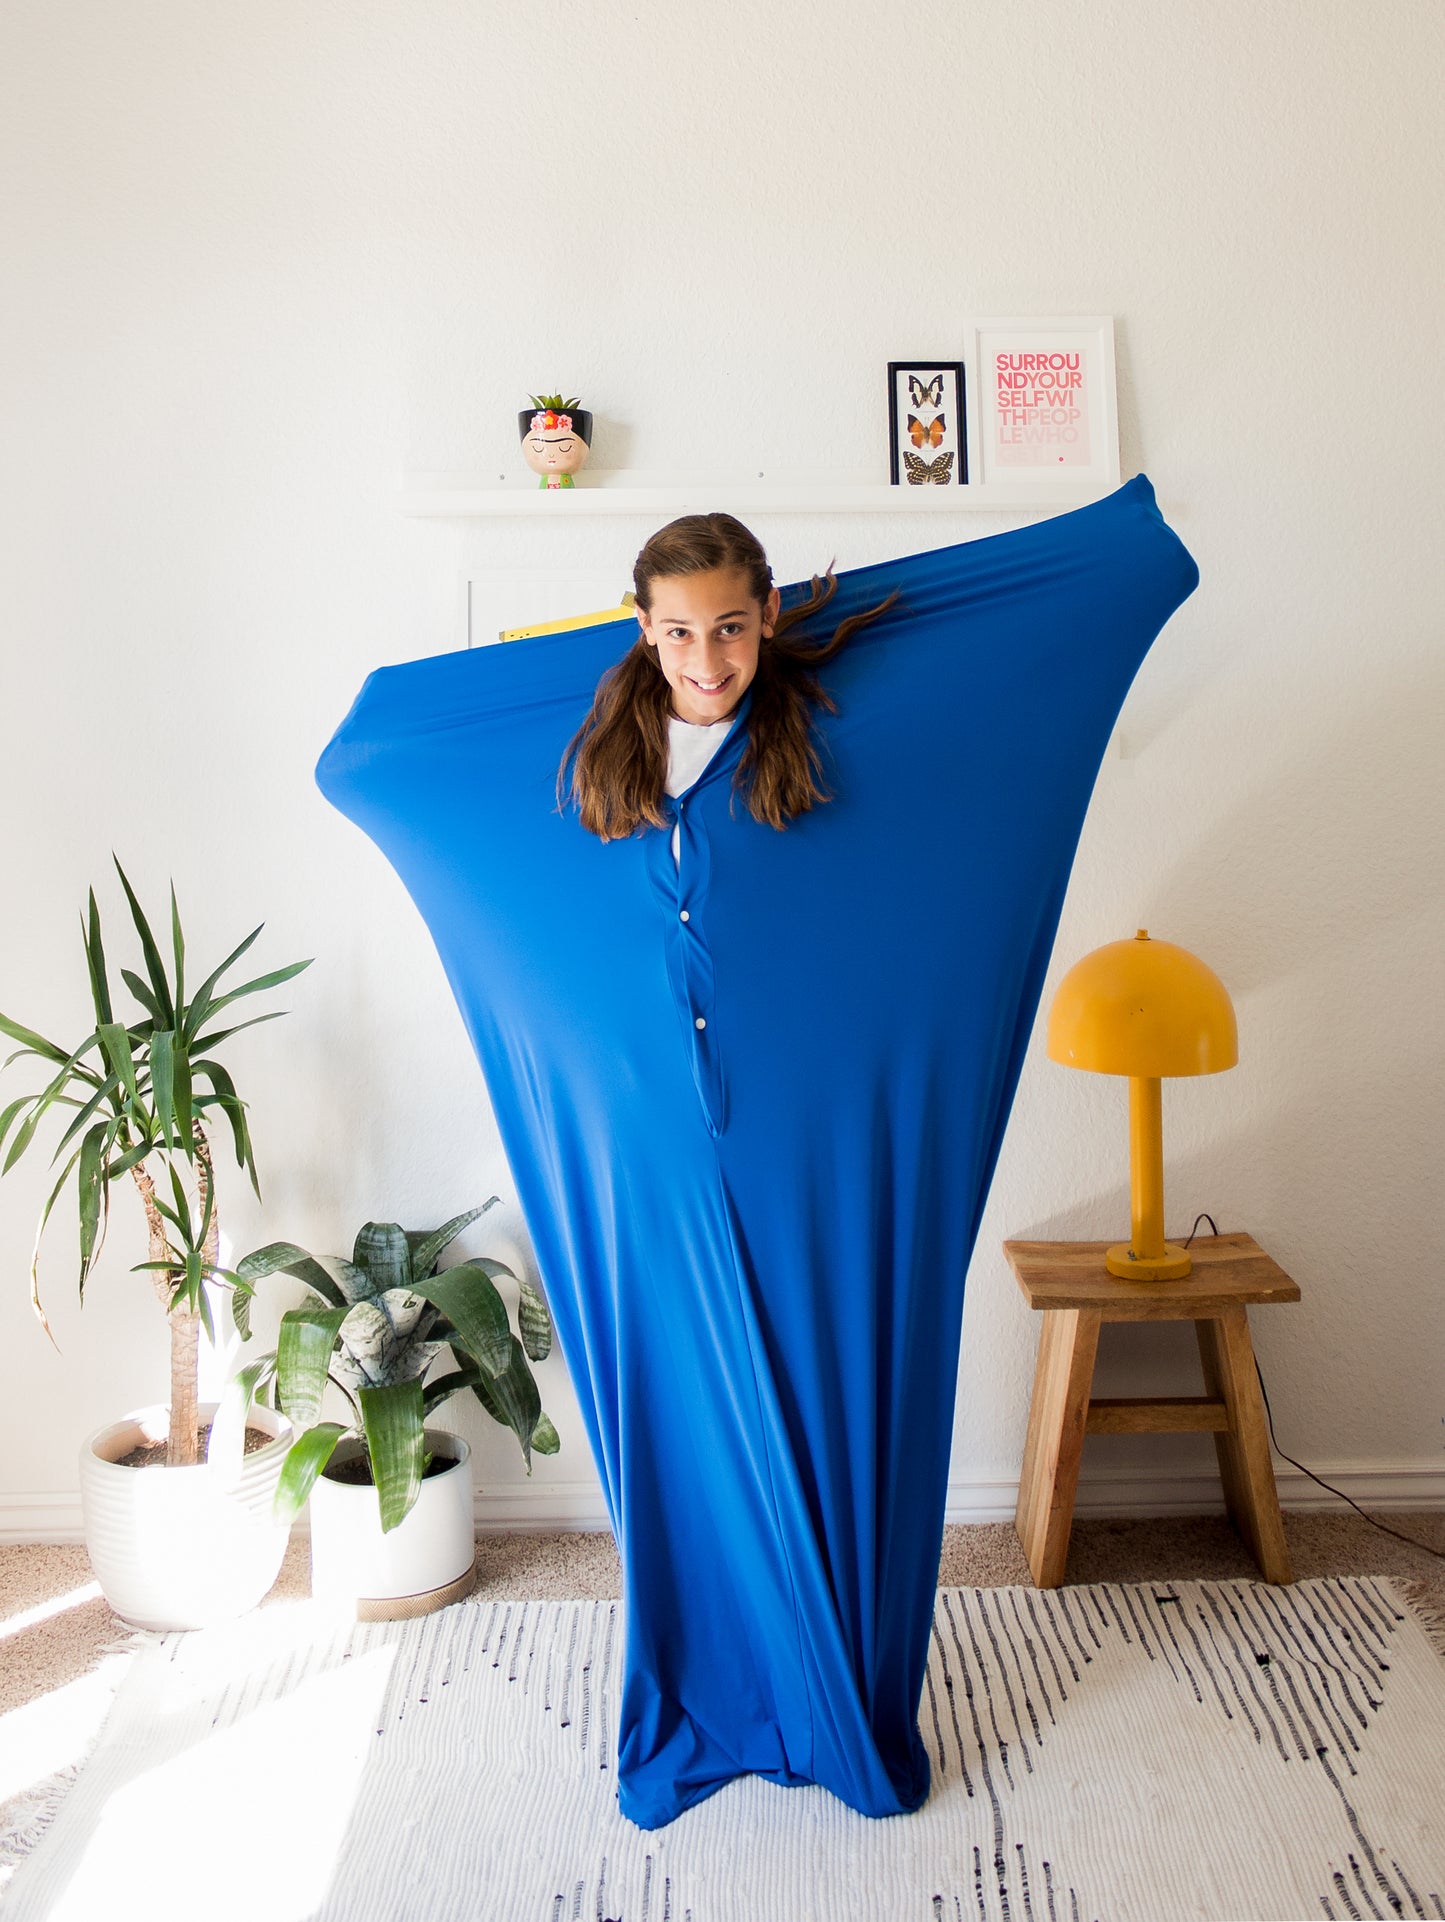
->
556, 513, 897, 841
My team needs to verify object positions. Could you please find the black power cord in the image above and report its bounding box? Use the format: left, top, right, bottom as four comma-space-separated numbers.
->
1182, 1213, 1443, 1562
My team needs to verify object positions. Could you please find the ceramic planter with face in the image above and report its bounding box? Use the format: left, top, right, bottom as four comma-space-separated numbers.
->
518, 406, 593, 489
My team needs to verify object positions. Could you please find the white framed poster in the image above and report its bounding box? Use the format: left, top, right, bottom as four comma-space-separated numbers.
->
966, 316, 1119, 488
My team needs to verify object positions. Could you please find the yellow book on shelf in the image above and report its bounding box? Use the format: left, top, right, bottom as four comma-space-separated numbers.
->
499, 594, 635, 642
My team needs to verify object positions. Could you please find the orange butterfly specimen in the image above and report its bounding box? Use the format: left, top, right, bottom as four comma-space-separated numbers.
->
907, 413, 946, 448
903, 449, 956, 485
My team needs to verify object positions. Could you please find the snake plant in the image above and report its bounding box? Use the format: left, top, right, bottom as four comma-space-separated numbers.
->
236, 1200, 560, 1533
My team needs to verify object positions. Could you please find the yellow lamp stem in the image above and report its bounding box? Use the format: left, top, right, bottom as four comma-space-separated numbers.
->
1106, 1075, 1192, 1280
1048, 928, 1238, 1285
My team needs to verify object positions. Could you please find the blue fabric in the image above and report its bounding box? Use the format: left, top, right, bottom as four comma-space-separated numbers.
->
314, 472, 1199, 1829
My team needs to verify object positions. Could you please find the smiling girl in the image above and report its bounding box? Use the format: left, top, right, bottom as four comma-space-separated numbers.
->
557, 513, 898, 851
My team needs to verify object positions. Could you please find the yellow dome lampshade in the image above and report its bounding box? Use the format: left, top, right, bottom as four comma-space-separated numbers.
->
1046, 929, 1238, 1280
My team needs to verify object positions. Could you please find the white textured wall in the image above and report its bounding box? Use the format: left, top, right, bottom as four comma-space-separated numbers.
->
2, 1, 1441, 1536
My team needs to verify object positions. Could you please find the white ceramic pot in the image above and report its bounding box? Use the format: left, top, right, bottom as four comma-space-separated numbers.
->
308, 1427, 476, 1621
79, 1399, 295, 1631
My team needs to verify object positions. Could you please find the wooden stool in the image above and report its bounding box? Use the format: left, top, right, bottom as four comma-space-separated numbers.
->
1002, 1231, 1300, 1587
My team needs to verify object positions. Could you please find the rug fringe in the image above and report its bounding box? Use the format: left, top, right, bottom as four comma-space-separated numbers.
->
1391, 1576, 1445, 1665
0, 1626, 145, 1883
0, 1763, 84, 1889
96, 1624, 174, 1656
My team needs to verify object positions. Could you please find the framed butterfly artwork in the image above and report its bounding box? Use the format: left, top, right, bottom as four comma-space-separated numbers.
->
886, 361, 967, 487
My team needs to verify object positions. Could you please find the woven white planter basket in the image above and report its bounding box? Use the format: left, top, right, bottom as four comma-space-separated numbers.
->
308, 1427, 476, 1620
79, 1399, 294, 1631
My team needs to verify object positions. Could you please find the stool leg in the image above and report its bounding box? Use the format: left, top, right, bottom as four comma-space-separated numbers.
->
1016, 1308, 1101, 1587
1195, 1308, 1293, 1584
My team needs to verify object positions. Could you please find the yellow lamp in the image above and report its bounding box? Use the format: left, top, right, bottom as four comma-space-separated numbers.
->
1046, 929, 1238, 1280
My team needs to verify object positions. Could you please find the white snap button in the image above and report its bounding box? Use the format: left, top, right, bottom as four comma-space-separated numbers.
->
679, 909, 690, 922
695, 1016, 706, 1030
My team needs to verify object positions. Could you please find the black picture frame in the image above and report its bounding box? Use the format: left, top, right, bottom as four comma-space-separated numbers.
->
887, 361, 968, 486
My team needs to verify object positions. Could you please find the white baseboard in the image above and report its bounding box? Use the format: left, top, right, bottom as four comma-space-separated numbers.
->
0, 1492, 88, 1545
943, 1461, 1445, 1525
472, 1479, 613, 1534
4, 1462, 1440, 1546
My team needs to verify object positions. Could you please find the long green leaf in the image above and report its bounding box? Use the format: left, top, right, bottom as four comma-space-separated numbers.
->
191, 1058, 246, 1168
529, 1412, 560, 1456
191, 1089, 253, 1175
166, 1157, 195, 1246
120, 968, 161, 1021
233, 1240, 347, 1307
414, 1261, 512, 1378
198, 1172, 218, 1268
2, 1033, 107, 1171
228, 1273, 256, 1340
104, 1137, 155, 1180
82, 892, 114, 1026
50, 1067, 124, 1160
26, 1034, 107, 1092
358, 1379, 426, 1533
96, 1022, 140, 1109
191, 1257, 215, 1341
407, 1201, 498, 1284
353, 1221, 410, 1296
225, 1355, 276, 1419
3, 1100, 45, 1175
29, 1141, 84, 1338
180, 921, 263, 1044
151, 1028, 176, 1147
205, 957, 312, 1015
170, 881, 184, 1025
327, 1255, 380, 1305
517, 1277, 553, 1361
91, 1124, 117, 1272
76, 1122, 108, 1275
421, 1366, 479, 1417
470, 1334, 542, 1471
111, 856, 174, 1027
170, 1035, 193, 1145
0, 1012, 70, 1066
146, 1190, 184, 1233
273, 1421, 347, 1525
0, 1093, 34, 1155
190, 1010, 287, 1052
276, 1300, 349, 1427
206, 1357, 276, 1484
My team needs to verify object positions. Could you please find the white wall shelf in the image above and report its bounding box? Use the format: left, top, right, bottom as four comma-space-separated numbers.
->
400, 472, 1113, 519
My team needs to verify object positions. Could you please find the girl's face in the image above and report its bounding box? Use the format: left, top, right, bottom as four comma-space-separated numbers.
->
637, 565, 781, 725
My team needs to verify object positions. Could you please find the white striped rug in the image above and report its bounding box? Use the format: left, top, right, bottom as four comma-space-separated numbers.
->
2, 1577, 1442, 1922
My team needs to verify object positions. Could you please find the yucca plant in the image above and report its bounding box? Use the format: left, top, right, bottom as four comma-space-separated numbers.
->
235, 1200, 560, 1533
0, 854, 311, 1466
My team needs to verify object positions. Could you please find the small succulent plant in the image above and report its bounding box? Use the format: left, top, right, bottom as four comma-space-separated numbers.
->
528, 392, 580, 413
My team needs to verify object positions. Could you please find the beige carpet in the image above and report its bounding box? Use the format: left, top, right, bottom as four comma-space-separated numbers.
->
3, 1510, 1442, 1723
